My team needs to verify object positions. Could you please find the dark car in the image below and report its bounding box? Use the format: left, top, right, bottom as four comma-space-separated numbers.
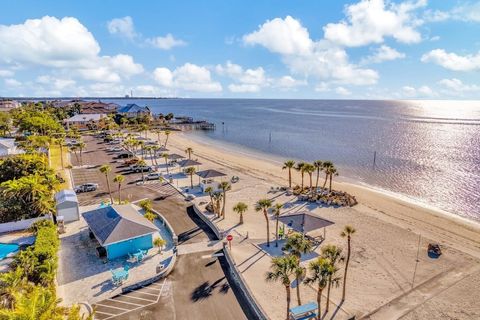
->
117, 151, 133, 159
74, 183, 99, 193
132, 165, 153, 173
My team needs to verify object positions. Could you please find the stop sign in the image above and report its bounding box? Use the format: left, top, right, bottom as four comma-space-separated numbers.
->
226, 234, 233, 241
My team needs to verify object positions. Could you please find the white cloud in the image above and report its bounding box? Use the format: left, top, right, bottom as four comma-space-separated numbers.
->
147, 34, 186, 50
323, 0, 426, 47
243, 16, 313, 55
36, 75, 76, 90
153, 63, 222, 93
315, 82, 330, 92
4, 78, 21, 87
107, 16, 137, 40
438, 78, 480, 93
243, 17, 378, 86
423, 3, 480, 23
335, 86, 351, 96
275, 76, 306, 89
0, 70, 14, 77
216, 61, 266, 93
421, 49, 480, 71
401, 85, 435, 97
361, 45, 406, 64
228, 84, 261, 93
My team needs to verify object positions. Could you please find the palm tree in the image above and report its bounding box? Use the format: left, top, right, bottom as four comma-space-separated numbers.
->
285, 232, 314, 305
305, 257, 331, 319
273, 203, 283, 247
322, 161, 334, 191
321, 245, 343, 313
0, 267, 26, 309
205, 186, 214, 209
161, 153, 169, 174
77, 141, 85, 166
163, 130, 171, 147
233, 202, 248, 224
313, 160, 323, 191
185, 166, 196, 188
212, 192, 223, 218
154, 129, 162, 145
295, 162, 306, 190
219, 181, 231, 218
282, 160, 295, 188
340, 225, 356, 301
328, 166, 338, 193
153, 237, 167, 254
185, 147, 193, 159
293, 260, 306, 305
70, 145, 79, 163
255, 199, 273, 247
55, 137, 65, 169
99, 165, 113, 204
113, 175, 125, 204
265, 255, 298, 320
303, 163, 315, 196
137, 159, 147, 182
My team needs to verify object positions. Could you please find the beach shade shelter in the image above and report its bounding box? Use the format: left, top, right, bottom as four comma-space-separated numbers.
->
82, 204, 158, 260
55, 190, 80, 223
178, 159, 202, 168
278, 211, 334, 236
196, 169, 227, 192
167, 153, 185, 164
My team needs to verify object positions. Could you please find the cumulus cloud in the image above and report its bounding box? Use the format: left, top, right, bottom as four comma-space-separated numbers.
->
323, 0, 426, 47
438, 78, 480, 94
147, 34, 186, 50
36, 75, 76, 90
4, 78, 21, 87
243, 16, 378, 86
423, 2, 480, 23
153, 63, 222, 93
401, 85, 435, 97
107, 16, 137, 40
335, 86, 351, 96
421, 49, 480, 71
361, 45, 406, 64
0, 70, 14, 77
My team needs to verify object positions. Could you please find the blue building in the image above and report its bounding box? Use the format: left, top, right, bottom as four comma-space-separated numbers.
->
117, 104, 151, 118
82, 204, 158, 260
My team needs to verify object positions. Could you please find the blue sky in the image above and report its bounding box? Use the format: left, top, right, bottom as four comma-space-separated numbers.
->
0, 0, 480, 99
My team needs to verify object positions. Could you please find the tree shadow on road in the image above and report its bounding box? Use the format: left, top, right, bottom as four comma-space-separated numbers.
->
191, 282, 213, 302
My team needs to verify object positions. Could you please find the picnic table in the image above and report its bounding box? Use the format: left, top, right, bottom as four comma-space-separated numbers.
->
111, 267, 129, 285
289, 301, 317, 320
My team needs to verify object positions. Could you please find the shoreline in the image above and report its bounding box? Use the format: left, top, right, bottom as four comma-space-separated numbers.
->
181, 131, 480, 234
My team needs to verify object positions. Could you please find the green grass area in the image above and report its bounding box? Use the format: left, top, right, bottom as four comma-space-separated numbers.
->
50, 145, 70, 189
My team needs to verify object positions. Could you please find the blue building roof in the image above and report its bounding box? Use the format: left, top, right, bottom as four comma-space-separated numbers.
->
82, 205, 157, 246
118, 104, 150, 114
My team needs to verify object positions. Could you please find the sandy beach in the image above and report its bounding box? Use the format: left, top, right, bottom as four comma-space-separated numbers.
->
151, 131, 480, 320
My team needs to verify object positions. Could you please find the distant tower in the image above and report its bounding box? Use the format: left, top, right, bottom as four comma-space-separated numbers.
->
130, 90, 133, 98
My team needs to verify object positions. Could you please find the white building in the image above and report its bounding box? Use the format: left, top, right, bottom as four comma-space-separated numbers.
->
64, 113, 106, 130
0, 138, 23, 157
55, 190, 80, 223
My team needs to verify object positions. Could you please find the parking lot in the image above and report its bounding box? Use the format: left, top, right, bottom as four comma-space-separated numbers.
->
70, 135, 248, 320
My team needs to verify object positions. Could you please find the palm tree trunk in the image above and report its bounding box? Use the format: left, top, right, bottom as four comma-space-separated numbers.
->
105, 175, 113, 204
322, 174, 328, 191
275, 216, 279, 247
239, 213, 243, 224
326, 277, 332, 313
296, 275, 302, 305
329, 174, 333, 192
165, 159, 169, 174
309, 174, 313, 196
317, 287, 322, 320
190, 174, 193, 188
264, 210, 270, 247
141, 168, 145, 182
285, 285, 291, 320
222, 192, 226, 218
342, 236, 351, 301
315, 169, 320, 191
301, 173, 304, 189
288, 168, 292, 188
118, 184, 121, 204
59, 144, 64, 169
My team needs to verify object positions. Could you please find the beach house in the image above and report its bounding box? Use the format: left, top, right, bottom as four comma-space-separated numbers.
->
82, 205, 158, 260
64, 113, 107, 130
118, 104, 151, 118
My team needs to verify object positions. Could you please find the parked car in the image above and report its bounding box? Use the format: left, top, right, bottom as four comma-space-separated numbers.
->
74, 183, 99, 193
146, 172, 162, 180
131, 165, 153, 173
124, 157, 139, 165
117, 152, 133, 159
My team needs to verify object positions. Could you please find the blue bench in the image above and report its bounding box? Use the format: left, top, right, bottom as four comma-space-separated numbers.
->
289, 301, 317, 320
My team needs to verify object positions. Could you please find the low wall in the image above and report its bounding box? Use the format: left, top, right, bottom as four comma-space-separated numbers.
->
190, 204, 223, 240
220, 245, 269, 320
0, 216, 49, 234
122, 253, 177, 293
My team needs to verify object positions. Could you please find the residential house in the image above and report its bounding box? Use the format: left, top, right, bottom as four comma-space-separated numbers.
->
118, 104, 151, 118
64, 113, 107, 130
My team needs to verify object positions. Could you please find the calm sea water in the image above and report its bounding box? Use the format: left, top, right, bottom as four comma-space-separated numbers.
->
105, 98, 480, 221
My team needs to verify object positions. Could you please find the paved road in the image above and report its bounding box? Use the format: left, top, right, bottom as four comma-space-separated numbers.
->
72, 135, 247, 320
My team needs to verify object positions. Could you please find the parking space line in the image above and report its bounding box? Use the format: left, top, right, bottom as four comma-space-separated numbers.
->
131, 291, 158, 297
95, 303, 129, 311
93, 310, 115, 316
120, 295, 156, 303
107, 298, 143, 307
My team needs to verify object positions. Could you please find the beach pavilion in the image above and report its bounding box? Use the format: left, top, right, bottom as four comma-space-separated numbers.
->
178, 159, 202, 172
196, 169, 227, 192
167, 153, 185, 164
278, 211, 334, 239
82, 204, 158, 260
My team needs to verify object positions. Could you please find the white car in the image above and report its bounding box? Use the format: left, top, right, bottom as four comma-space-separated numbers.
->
146, 172, 162, 180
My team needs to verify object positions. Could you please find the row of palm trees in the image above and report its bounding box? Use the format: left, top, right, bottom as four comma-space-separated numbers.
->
282, 160, 339, 194
205, 181, 232, 219
266, 226, 356, 320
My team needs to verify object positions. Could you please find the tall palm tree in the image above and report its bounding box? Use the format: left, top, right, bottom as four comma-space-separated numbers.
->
313, 160, 323, 191
70, 145, 79, 163
154, 129, 162, 145
282, 160, 295, 188
185, 166, 196, 188
340, 225, 356, 301
322, 161, 334, 191
137, 159, 147, 182
321, 245, 343, 313
55, 137, 65, 169
233, 202, 248, 224
113, 175, 125, 204
305, 257, 332, 319
161, 153, 170, 174
205, 186, 214, 208
219, 181, 231, 218
303, 163, 315, 196
255, 199, 273, 247
185, 147, 193, 159
295, 162, 306, 190
273, 203, 283, 247
212, 192, 223, 218
163, 130, 171, 147
328, 166, 338, 193
293, 259, 306, 306
99, 164, 113, 204
265, 255, 298, 320
77, 141, 85, 166
285, 232, 314, 305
